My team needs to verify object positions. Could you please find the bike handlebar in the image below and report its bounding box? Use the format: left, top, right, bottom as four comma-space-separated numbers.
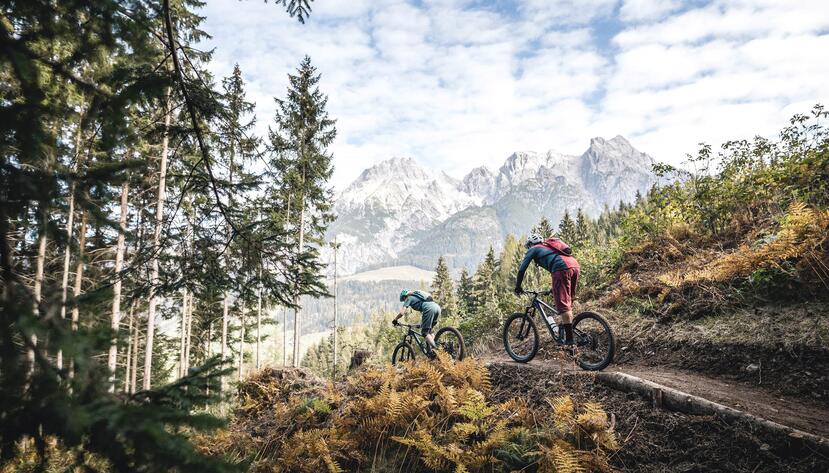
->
394, 322, 421, 329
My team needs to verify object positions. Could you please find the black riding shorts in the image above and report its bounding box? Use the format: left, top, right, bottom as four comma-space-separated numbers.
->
420, 306, 440, 336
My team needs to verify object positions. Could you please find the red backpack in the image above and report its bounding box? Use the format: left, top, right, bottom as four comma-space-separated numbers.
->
537, 238, 579, 269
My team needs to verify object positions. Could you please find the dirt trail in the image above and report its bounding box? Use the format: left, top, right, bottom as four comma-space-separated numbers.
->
486, 360, 829, 472
483, 353, 829, 438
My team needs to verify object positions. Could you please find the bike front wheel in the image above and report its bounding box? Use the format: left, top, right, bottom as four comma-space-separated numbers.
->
573, 311, 615, 371
391, 342, 416, 365
503, 312, 539, 363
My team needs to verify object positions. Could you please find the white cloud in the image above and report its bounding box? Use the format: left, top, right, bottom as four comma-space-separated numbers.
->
198, 0, 829, 190
620, 0, 683, 22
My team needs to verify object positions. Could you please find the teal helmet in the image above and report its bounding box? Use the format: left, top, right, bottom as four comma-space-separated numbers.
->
399, 289, 409, 302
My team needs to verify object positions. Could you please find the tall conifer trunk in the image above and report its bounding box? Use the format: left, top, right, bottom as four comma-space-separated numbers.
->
179, 288, 187, 377
238, 304, 245, 380
292, 198, 305, 368
282, 194, 291, 367
123, 302, 135, 393
29, 210, 47, 376
109, 179, 129, 390
256, 267, 262, 369
184, 290, 193, 372
69, 211, 88, 378
58, 117, 84, 369
130, 320, 139, 394
283, 308, 288, 366
220, 145, 235, 388
143, 85, 172, 390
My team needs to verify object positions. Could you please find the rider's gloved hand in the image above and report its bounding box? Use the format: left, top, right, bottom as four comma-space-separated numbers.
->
514, 287, 523, 296
392, 319, 399, 326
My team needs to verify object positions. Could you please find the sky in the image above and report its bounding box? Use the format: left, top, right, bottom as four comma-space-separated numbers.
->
198, 0, 829, 190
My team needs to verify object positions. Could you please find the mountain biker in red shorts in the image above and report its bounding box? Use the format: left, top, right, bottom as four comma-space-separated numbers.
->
514, 233, 581, 346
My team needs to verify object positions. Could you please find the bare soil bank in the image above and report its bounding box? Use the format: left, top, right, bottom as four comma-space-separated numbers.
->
487, 362, 829, 473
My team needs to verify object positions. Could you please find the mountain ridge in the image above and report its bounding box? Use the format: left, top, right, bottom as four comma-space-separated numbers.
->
328, 135, 659, 275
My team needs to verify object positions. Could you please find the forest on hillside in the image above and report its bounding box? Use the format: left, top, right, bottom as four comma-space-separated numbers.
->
2, 1, 338, 470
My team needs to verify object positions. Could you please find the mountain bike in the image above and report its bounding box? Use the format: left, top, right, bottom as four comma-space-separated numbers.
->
391, 322, 466, 365
503, 290, 615, 370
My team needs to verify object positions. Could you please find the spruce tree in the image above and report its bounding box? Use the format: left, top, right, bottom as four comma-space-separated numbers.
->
430, 256, 458, 320
471, 247, 499, 313
532, 217, 554, 238
574, 208, 591, 248
558, 209, 577, 244
268, 56, 336, 367
456, 268, 474, 319
497, 234, 521, 292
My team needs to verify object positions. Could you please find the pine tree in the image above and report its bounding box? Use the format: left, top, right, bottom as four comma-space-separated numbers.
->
430, 256, 457, 320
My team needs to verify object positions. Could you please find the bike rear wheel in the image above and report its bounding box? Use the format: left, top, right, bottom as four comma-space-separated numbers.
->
391, 342, 416, 365
434, 326, 466, 361
503, 312, 539, 363
573, 311, 615, 371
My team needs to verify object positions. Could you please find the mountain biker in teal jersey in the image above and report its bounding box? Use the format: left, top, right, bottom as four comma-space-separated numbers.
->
515, 233, 581, 346
392, 289, 441, 358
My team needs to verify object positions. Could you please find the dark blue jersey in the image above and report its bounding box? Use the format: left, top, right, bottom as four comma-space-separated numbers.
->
515, 246, 568, 289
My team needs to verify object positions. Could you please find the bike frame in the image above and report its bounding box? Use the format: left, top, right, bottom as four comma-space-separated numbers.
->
398, 324, 430, 356
524, 292, 562, 342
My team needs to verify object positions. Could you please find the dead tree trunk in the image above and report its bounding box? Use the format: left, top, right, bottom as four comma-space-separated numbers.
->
143, 85, 172, 390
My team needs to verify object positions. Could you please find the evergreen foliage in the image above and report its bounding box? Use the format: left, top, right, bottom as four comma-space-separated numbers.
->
0, 0, 325, 468
557, 209, 577, 244
267, 55, 337, 365
456, 268, 474, 320
431, 256, 458, 320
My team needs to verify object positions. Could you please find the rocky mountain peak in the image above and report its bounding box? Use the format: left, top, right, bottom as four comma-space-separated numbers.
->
330, 135, 660, 275
460, 166, 495, 201
586, 135, 651, 166
357, 156, 422, 181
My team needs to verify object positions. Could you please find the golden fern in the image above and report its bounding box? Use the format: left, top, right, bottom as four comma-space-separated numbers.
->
204, 356, 617, 473
537, 440, 586, 473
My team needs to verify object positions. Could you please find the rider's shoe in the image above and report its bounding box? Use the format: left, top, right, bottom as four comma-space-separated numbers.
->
426, 350, 437, 360
560, 339, 575, 356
